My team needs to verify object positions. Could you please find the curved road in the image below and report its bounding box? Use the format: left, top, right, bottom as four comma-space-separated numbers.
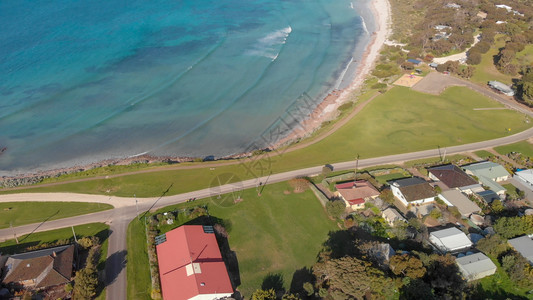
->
0, 76, 532, 299
0, 125, 532, 299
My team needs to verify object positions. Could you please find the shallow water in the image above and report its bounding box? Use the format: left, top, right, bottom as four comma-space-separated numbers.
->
0, 0, 371, 175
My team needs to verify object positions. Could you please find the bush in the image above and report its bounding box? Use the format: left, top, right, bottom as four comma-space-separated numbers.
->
466, 50, 482, 65
326, 200, 346, 219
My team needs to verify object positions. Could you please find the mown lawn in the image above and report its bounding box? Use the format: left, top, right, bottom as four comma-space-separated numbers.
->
470, 35, 516, 85
495, 141, 533, 157
127, 181, 337, 298
0, 202, 112, 229
474, 150, 495, 159
2, 86, 532, 197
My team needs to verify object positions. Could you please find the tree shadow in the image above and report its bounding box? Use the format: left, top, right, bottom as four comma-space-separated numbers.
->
104, 250, 128, 286
289, 267, 314, 296
262, 273, 285, 295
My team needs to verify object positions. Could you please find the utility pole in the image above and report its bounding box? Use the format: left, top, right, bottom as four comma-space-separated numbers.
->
10, 222, 18, 244
442, 147, 447, 162
354, 154, 360, 181
135, 194, 139, 220
71, 226, 78, 244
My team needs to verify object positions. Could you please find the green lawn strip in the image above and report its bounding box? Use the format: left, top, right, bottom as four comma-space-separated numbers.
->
494, 141, 533, 157
503, 183, 520, 199
474, 150, 494, 159
477, 255, 532, 299
471, 35, 515, 85
374, 172, 411, 185
127, 181, 337, 298
0, 223, 109, 255
2, 86, 532, 197
402, 154, 470, 168
514, 44, 533, 67
0, 202, 112, 229
126, 218, 152, 300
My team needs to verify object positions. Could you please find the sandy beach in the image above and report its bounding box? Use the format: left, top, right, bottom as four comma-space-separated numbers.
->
272, 0, 392, 147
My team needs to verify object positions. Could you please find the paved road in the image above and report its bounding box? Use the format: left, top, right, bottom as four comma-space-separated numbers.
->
1, 80, 532, 299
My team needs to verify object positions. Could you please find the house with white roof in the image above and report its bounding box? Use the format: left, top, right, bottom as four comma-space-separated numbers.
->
389, 177, 437, 207
508, 235, 533, 264
514, 169, 533, 191
463, 162, 510, 197
429, 227, 472, 253
456, 252, 497, 281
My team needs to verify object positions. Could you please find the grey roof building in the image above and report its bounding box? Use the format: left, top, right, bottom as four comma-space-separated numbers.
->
508, 235, 533, 264
456, 252, 497, 281
429, 227, 472, 253
463, 162, 510, 196
488, 81, 515, 96
438, 190, 481, 217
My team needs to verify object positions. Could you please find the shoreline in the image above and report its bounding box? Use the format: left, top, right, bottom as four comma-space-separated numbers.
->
0, 0, 391, 182
271, 0, 391, 148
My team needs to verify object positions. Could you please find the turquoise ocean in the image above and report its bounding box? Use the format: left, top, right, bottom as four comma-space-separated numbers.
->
0, 0, 373, 175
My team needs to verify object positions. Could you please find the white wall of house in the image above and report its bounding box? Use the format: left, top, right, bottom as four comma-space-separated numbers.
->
189, 293, 233, 300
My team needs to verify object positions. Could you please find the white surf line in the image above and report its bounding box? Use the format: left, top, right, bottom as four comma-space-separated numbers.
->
360, 16, 369, 35
335, 57, 354, 90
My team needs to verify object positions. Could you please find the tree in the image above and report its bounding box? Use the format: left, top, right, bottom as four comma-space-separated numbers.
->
401, 61, 415, 70
380, 189, 394, 204
424, 253, 465, 298
326, 200, 346, 219
282, 293, 301, 300
400, 278, 435, 300
73, 267, 98, 299
313, 256, 396, 299
491, 199, 505, 214
518, 67, 533, 103
77, 236, 100, 249
303, 282, 314, 296
389, 255, 426, 278
251, 289, 276, 300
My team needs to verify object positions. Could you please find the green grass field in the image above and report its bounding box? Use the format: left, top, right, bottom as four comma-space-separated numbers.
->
495, 141, 533, 157
474, 150, 495, 159
2, 86, 531, 198
127, 181, 337, 298
471, 35, 515, 85
0, 202, 112, 229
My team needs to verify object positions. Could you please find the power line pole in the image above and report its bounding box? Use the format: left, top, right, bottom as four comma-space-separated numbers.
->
10, 222, 18, 244
354, 154, 360, 181
135, 194, 139, 220
71, 226, 78, 244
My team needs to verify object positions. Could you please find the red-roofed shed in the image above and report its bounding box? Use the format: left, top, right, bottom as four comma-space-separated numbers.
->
156, 225, 233, 300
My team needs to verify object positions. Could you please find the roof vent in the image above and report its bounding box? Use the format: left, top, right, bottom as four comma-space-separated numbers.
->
26, 264, 30, 267
200, 282, 205, 286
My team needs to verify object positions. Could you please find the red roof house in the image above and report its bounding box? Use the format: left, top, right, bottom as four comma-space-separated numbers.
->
156, 225, 233, 300
335, 180, 380, 210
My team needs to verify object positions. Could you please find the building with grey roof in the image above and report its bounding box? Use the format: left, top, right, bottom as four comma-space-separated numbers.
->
438, 190, 481, 217
429, 227, 472, 253
508, 235, 533, 264
456, 252, 497, 281
488, 81, 515, 96
463, 162, 510, 196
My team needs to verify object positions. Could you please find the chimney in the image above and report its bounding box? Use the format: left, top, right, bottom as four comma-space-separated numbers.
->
52, 251, 57, 258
